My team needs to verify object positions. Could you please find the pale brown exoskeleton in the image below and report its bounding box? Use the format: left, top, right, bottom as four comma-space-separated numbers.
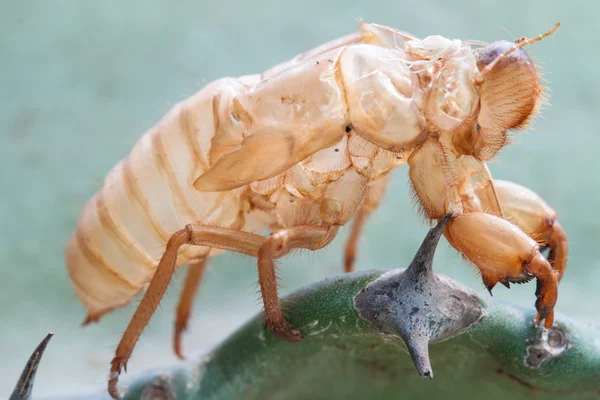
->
64, 22, 566, 398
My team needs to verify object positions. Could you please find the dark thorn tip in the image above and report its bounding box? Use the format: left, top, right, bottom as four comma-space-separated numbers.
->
10, 333, 54, 400
421, 370, 434, 379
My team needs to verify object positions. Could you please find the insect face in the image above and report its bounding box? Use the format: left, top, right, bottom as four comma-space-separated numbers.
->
476, 41, 541, 133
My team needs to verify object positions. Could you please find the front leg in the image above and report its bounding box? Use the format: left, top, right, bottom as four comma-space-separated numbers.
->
439, 133, 464, 214
475, 180, 568, 281
445, 212, 558, 328
463, 156, 504, 217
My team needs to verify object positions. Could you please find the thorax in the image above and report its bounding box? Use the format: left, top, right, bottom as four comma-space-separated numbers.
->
244, 132, 407, 230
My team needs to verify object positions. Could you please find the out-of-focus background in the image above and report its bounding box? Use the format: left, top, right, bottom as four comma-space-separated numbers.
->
1, 1, 598, 398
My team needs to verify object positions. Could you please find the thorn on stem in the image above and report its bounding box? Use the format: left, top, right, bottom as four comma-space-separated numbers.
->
10, 333, 53, 400
354, 215, 485, 380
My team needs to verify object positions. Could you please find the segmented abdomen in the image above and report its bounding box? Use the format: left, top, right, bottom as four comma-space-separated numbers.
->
66, 26, 425, 321
66, 79, 254, 321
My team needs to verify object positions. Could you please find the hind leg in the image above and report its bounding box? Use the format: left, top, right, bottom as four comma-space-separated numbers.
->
173, 256, 209, 359
108, 224, 338, 399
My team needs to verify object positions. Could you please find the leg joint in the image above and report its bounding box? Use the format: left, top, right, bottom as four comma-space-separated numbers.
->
265, 230, 290, 258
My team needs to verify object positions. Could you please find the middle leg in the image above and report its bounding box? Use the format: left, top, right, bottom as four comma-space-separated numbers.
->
260, 225, 339, 340
343, 177, 389, 272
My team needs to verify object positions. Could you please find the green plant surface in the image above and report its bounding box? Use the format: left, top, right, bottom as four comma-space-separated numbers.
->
119, 269, 600, 400
10, 221, 599, 400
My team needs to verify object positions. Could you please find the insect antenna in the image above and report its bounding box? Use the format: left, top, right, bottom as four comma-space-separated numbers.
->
500, 25, 517, 42
475, 22, 560, 84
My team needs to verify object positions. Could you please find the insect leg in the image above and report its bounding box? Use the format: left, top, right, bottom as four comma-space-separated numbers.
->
258, 225, 339, 341
109, 227, 266, 399
546, 222, 568, 282
344, 207, 368, 273
173, 256, 209, 359
438, 133, 464, 214
108, 224, 338, 399
464, 157, 504, 217
445, 212, 557, 329
343, 177, 389, 272
474, 180, 568, 282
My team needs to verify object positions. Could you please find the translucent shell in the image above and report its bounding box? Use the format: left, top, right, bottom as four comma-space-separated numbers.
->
476, 180, 557, 239
446, 212, 538, 280
427, 47, 479, 131
340, 44, 427, 152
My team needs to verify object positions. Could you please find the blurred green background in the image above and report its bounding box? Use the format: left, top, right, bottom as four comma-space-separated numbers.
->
1, 1, 598, 398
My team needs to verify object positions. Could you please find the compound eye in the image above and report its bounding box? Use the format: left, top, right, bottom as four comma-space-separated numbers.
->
476, 40, 541, 131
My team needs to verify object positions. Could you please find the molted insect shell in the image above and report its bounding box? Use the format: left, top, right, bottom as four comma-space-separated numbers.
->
476, 41, 541, 132
427, 48, 479, 131
405, 35, 456, 58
